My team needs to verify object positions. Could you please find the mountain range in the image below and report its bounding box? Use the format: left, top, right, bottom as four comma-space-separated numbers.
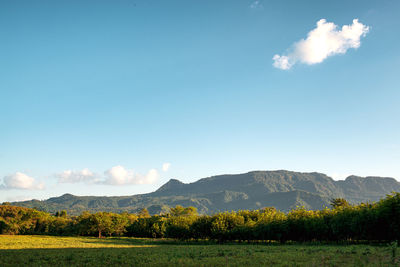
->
7, 170, 400, 215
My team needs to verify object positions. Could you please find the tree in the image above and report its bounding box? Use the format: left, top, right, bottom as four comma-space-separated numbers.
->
330, 198, 350, 209
0, 219, 7, 234
165, 216, 195, 240
190, 216, 212, 240
77, 212, 114, 238
138, 208, 150, 218
169, 205, 198, 217
55, 210, 67, 217
110, 214, 129, 236
93, 212, 113, 238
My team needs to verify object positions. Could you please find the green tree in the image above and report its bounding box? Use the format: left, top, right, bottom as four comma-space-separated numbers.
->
110, 213, 129, 236
138, 208, 150, 218
77, 212, 114, 238
60, 210, 67, 217
330, 198, 350, 209
93, 212, 113, 238
169, 205, 198, 217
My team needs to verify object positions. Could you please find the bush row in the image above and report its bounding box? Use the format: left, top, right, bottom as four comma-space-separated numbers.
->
1, 193, 400, 242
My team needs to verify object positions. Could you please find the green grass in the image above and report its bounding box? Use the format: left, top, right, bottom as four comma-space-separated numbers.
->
0, 235, 398, 266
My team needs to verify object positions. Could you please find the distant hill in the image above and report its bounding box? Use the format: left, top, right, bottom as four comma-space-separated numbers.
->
8, 170, 400, 215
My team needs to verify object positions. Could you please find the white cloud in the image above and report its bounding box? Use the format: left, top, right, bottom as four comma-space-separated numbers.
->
273, 55, 292, 70
329, 173, 351, 180
104, 165, 159, 185
1, 172, 45, 190
55, 165, 160, 185
273, 19, 369, 70
143, 169, 159, 184
57, 168, 96, 183
250, 0, 263, 9
162, 163, 171, 172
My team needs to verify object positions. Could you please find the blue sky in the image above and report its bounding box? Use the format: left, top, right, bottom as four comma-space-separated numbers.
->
1, 0, 399, 202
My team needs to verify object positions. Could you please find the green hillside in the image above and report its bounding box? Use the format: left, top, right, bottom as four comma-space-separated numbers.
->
8, 170, 400, 215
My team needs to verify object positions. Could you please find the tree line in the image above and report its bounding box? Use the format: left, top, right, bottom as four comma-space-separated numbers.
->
1, 193, 400, 242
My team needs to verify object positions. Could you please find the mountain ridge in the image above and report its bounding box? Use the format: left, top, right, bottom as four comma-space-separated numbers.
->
7, 170, 400, 215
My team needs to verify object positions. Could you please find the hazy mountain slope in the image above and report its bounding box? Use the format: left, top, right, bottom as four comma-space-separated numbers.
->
7, 170, 399, 215
336, 176, 400, 202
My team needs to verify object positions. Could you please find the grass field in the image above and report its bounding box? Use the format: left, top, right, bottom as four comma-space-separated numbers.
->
0, 235, 398, 266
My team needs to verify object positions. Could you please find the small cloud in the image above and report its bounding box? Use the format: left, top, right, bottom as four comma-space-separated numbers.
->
104, 165, 159, 185
1, 172, 45, 190
329, 173, 351, 180
162, 163, 171, 172
250, 0, 263, 9
273, 19, 369, 70
272, 55, 292, 70
56, 168, 96, 183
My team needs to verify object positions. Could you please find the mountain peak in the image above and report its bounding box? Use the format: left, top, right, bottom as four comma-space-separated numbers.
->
47, 193, 76, 203
156, 179, 185, 193
59, 193, 75, 199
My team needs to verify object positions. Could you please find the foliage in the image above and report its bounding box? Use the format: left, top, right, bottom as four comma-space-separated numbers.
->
330, 198, 351, 209
1, 193, 400, 243
169, 205, 198, 217
126, 215, 166, 238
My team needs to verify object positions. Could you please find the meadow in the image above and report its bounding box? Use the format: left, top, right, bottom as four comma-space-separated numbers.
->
0, 235, 398, 267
